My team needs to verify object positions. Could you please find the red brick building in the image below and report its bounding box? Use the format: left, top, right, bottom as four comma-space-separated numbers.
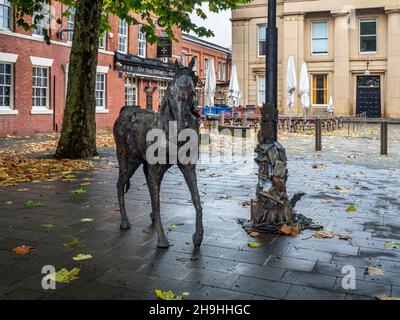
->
181, 33, 232, 107
0, 1, 231, 137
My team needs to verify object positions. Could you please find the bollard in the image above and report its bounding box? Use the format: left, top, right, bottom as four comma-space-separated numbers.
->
219, 113, 225, 126
210, 119, 219, 132
242, 114, 248, 127
315, 118, 322, 151
381, 121, 388, 155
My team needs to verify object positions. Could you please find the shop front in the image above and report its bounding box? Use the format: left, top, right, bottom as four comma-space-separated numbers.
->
114, 52, 176, 111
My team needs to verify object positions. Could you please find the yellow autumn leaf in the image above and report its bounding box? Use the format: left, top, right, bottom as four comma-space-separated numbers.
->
346, 205, 357, 212
248, 241, 262, 248
376, 295, 400, 300
80, 218, 94, 222
52, 268, 81, 283
72, 254, 93, 261
365, 266, 384, 276
155, 290, 189, 300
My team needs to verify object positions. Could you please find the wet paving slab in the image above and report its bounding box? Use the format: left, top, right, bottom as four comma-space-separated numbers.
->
1, 126, 400, 300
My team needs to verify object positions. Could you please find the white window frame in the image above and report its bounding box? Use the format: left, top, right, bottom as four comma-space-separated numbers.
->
192, 55, 198, 74
311, 73, 328, 107
257, 75, 265, 107
0, 0, 12, 30
95, 73, 106, 111
125, 76, 136, 106
99, 33, 106, 50
258, 24, 267, 58
0, 61, 13, 111
359, 18, 377, 54
32, 66, 50, 112
118, 19, 128, 54
66, 6, 76, 43
32, 5, 49, 38
217, 61, 223, 80
138, 26, 146, 58
222, 62, 226, 81
158, 80, 169, 105
311, 20, 328, 55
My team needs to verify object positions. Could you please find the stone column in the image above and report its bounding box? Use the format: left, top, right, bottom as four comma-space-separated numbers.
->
332, 11, 351, 116
282, 13, 304, 115
386, 7, 400, 118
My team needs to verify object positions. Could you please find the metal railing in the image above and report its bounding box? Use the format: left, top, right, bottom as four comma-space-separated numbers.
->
347, 112, 367, 136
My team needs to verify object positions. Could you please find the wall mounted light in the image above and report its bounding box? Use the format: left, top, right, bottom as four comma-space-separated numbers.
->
364, 60, 371, 76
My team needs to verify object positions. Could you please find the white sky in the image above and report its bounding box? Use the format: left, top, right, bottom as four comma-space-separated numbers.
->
189, 4, 232, 49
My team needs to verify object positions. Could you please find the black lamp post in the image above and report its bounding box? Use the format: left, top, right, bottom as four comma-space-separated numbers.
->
260, 0, 278, 144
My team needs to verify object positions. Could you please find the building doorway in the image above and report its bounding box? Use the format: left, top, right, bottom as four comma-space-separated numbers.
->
356, 76, 381, 118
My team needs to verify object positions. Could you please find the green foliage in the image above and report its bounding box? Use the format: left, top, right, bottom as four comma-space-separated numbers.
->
10, 0, 251, 44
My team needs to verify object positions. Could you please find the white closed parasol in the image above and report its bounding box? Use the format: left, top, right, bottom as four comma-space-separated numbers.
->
327, 96, 334, 115
299, 62, 310, 118
204, 59, 216, 108
286, 56, 297, 110
228, 65, 241, 108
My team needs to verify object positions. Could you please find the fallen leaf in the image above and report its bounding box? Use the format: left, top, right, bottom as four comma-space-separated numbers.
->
241, 200, 252, 207
280, 224, 300, 237
4, 201, 13, 205
155, 290, 189, 300
72, 254, 93, 261
168, 224, 177, 231
52, 268, 81, 283
376, 295, 400, 300
384, 241, 400, 250
18, 188, 29, 192
321, 199, 336, 204
63, 237, 81, 248
338, 234, 352, 241
346, 205, 357, 212
11, 245, 35, 255
311, 164, 318, 169
80, 218, 93, 223
71, 188, 87, 194
249, 231, 260, 238
220, 194, 232, 200
25, 200, 45, 208
313, 232, 335, 239
41, 224, 54, 229
248, 241, 262, 248
80, 182, 91, 186
365, 266, 384, 276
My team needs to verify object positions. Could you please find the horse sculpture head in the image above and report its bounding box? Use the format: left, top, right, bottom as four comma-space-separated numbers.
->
159, 58, 199, 132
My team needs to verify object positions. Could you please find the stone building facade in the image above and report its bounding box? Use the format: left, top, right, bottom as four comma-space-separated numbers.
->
232, 0, 400, 118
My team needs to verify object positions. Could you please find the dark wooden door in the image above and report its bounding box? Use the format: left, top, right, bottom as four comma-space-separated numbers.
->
356, 76, 381, 118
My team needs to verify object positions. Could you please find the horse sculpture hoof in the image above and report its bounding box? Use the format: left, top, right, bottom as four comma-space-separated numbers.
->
119, 221, 131, 231
157, 237, 170, 249
192, 232, 203, 247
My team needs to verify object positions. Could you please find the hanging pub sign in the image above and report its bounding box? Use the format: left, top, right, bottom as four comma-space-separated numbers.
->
157, 37, 173, 58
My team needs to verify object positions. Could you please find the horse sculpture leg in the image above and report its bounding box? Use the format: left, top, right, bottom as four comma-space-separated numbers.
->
116, 153, 142, 231
147, 165, 170, 248
143, 161, 155, 223
178, 164, 204, 247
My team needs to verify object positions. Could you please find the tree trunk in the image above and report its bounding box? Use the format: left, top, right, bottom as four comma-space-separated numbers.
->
55, 0, 103, 159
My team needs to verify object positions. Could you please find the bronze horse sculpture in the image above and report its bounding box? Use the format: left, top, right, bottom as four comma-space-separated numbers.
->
113, 59, 203, 248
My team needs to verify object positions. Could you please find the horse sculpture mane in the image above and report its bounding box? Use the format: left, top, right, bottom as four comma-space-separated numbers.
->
113, 58, 203, 248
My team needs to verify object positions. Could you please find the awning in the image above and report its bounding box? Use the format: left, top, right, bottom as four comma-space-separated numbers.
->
114, 52, 176, 80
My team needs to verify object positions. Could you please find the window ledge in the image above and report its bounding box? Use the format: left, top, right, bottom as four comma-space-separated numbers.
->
96, 108, 109, 114
31, 108, 53, 115
0, 109, 18, 115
